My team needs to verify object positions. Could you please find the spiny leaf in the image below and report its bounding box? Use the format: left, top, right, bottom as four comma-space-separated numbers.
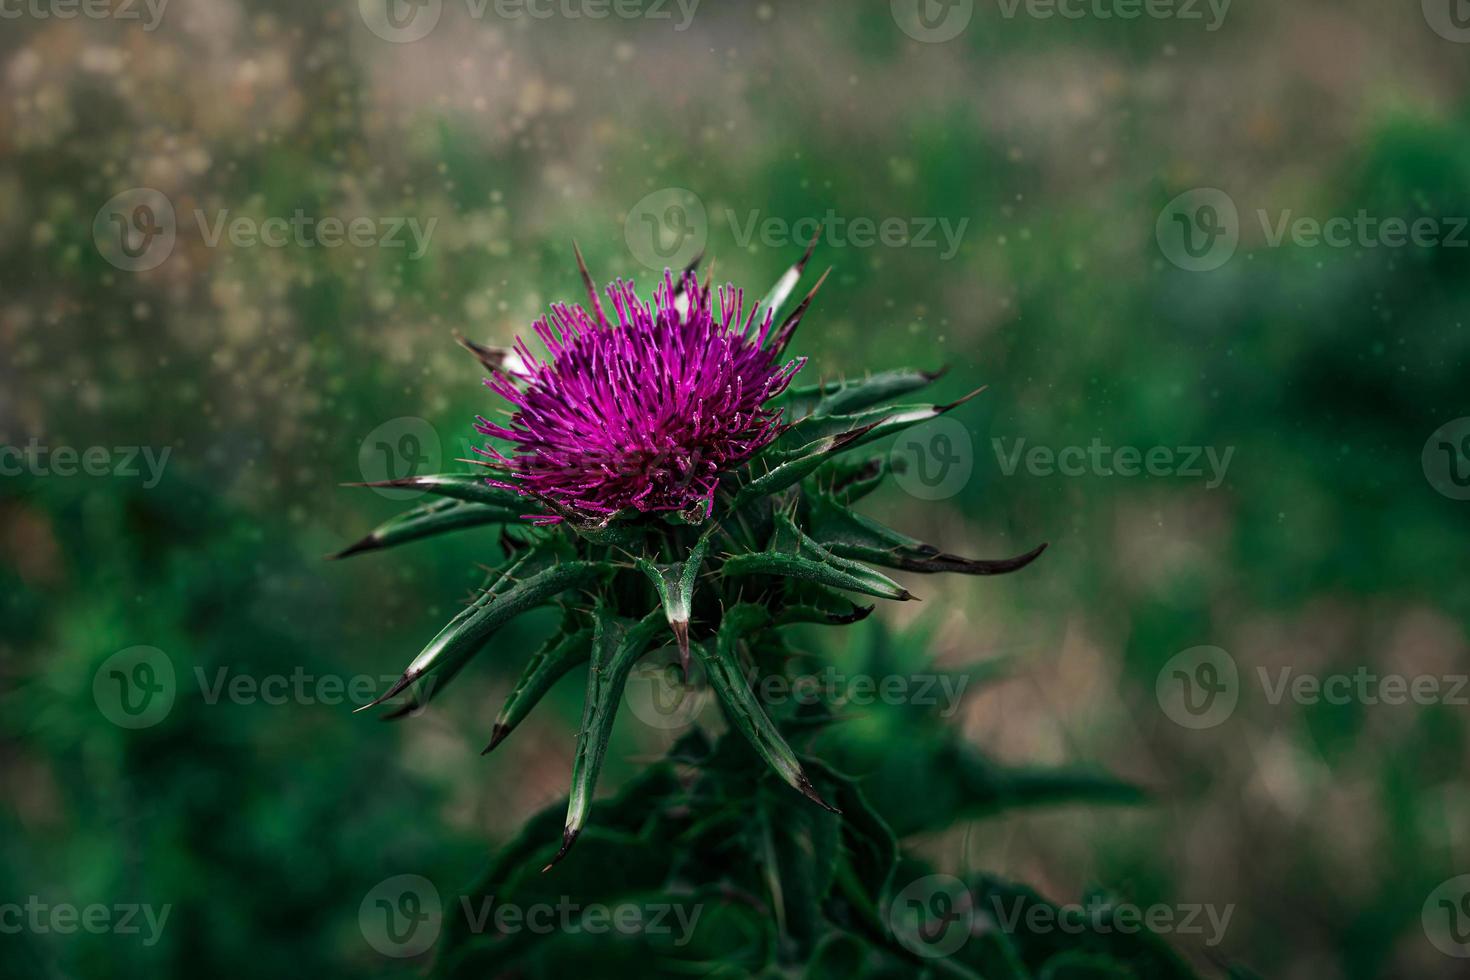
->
817, 454, 893, 505
528, 495, 647, 548
696, 604, 839, 814
841, 540, 1049, 577
343, 472, 530, 509
773, 583, 876, 626
356, 557, 607, 712
328, 497, 522, 559
546, 607, 666, 871
453, 331, 529, 376
785, 387, 986, 451
726, 513, 916, 601
759, 226, 821, 320
724, 549, 914, 602
769, 266, 831, 357
571, 240, 610, 328
733, 420, 885, 507
670, 247, 708, 317
481, 626, 593, 753
786, 366, 948, 420
633, 528, 713, 679
376, 557, 541, 720
809, 494, 1048, 576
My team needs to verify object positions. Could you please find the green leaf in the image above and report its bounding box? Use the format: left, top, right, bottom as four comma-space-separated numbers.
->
759, 229, 820, 320
817, 454, 892, 505
785, 388, 985, 452
525, 495, 648, 548
435, 763, 685, 974
773, 582, 875, 627
343, 471, 528, 509
633, 527, 714, 677
734, 421, 885, 507
724, 549, 914, 602
1039, 951, 1135, 979
693, 604, 839, 813
548, 607, 667, 869
785, 367, 948, 419
802, 933, 869, 979
809, 493, 1048, 576
857, 739, 1146, 838
762, 778, 841, 954
962, 875, 1200, 980
328, 497, 522, 559
357, 556, 607, 711
724, 513, 916, 602
480, 626, 593, 753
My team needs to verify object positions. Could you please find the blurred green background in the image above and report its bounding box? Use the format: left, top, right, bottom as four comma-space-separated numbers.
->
3, 1, 1470, 977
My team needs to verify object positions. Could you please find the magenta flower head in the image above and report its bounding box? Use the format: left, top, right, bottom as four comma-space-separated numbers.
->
472, 267, 807, 524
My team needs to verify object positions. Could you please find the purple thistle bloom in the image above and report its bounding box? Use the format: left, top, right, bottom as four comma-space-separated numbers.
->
474, 270, 806, 522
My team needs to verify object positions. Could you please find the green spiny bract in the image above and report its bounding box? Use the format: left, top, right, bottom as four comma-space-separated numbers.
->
334, 241, 1045, 869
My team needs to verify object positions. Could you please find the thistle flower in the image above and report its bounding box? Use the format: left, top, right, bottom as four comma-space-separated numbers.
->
335, 240, 1046, 870
471, 265, 807, 523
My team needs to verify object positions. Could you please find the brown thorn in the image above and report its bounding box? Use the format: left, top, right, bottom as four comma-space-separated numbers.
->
572, 240, 609, 328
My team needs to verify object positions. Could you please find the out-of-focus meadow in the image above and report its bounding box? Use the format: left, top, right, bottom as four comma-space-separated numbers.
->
2, 1, 1469, 977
